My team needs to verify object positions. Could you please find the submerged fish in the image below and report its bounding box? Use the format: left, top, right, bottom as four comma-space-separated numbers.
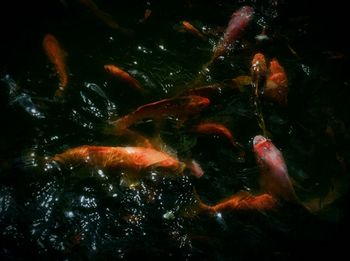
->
106, 95, 210, 133
192, 122, 245, 159
212, 6, 254, 61
104, 64, 146, 95
250, 53, 267, 83
185, 76, 251, 99
43, 34, 68, 98
264, 58, 288, 106
185, 190, 277, 216
181, 21, 206, 40
253, 135, 298, 203
78, 0, 131, 34
53, 145, 185, 174
194, 6, 254, 84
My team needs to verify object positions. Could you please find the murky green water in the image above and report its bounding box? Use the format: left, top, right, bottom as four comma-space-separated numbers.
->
1, 0, 349, 259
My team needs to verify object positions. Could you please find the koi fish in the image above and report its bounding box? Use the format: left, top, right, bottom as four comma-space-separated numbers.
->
185, 83, 228, 99
104, 64, 146, 95
140, 9, 152, 23
264, 58, 288, 106
53, 145, 185, 174
185, 159, 204, 178
192, 122, 245, 159
42, 34, 68, 97
78, 0, 131, 35
253, 135, 298, 203
185, 76, 251, 99
195, 6, 254, 83
212, 6, 254, 61
114, 128, 154, 148
186, 190, 277, 216
231, 75, 252, 91
181, 21, 206, 40
107, 95, 210, 133
250, 53, 267, 83
251, 53, 267, 99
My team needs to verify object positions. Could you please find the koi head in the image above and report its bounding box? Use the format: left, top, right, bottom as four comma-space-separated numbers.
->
251, 53, 267, 80
253, 135, 268, 148
104, 64, 122, 74
252, 135, 271, 161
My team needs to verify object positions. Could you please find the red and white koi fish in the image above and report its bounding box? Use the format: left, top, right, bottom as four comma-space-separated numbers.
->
253, 135, 298, 203
212, 6, 254, 60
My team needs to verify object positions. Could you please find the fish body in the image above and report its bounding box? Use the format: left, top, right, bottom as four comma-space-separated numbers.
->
104, 64, 145, 94
253, 135, 298, 202
193, 122, 237, 146
109, 95, 210, 131
182, 21, 206, 40
213, 6, 254, 60
43, 34, 68, 97
79, 0, 130, 34
193, 191, 277, 215
250, 53, 267, 82
265, 58, 288, 106
53, 145, 185, 174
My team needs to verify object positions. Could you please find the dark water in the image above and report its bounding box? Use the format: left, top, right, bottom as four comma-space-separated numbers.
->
1, 0, 350, 260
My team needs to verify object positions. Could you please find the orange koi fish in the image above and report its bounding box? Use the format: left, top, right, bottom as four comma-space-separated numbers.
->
43, 34, 68, 97
140, 9, 152, 23
185, 83, 228, 99
265, 58, 288, 106
250, 53, 267, 83
192, 122, 245, 158
115, 128, 155, 148
251, 53, 267, 99
53, 145, 185, 174
253, 135, 298, 203
185, 76, 251, 99
104, 64, 146, 95
231, 75, 252, 91
186, 190, 277, 216
181, 21, 206, 40
79, 0, 131, 34
107, 95, 210, 133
